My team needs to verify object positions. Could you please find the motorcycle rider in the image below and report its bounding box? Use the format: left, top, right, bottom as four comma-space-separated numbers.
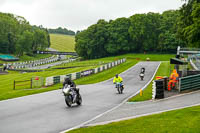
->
63, 77, 79, 102
139, 67, 145, 80
63, 77, 76, 88
141, 67, 145, 74
113, 74, 124, 89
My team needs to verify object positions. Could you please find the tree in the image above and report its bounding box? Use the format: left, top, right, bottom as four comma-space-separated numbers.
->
177, 0, 200, 47
105, 17, 131, 55
158, 10, 184, 53
48, 27, 75, 35
16, 31, 33, 56
0, 12, 50, 56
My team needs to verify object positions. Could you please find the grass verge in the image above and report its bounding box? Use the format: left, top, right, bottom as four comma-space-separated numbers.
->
50, 34, 75, 52
0, 54, 174, 101
67, 105, 200, 133
129, 61, 171, 102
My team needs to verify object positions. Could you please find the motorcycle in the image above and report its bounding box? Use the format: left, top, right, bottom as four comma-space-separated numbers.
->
62, 84, 82, 107
139, 67, 145, 81
139, 73, 144, 80
115, 81, 124, 94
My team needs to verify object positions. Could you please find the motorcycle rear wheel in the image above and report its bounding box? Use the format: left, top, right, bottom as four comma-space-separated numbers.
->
76, 94, 82, 105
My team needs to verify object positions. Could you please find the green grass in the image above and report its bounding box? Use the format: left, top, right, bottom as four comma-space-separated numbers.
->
50, 34, 75, 52
129, 61, 171, 102
123, 53, 174, 61
68, 105, 200, 133
0, 54, 174, 101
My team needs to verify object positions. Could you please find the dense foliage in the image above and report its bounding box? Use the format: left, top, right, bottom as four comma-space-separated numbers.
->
0, 12, 50, 56
177, 0, 200, 47
48, 27, 75, 35
75, 0, 200, 59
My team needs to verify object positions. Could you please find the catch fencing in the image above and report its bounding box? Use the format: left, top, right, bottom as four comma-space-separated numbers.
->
179, 74, 200, 92
4, 56, 61, 70
45, 58, 126, 86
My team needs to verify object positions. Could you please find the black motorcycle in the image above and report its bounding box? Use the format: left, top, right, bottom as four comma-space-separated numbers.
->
62, 84, 82, 107
139, 67, 145, 81
115, 81, 124, 94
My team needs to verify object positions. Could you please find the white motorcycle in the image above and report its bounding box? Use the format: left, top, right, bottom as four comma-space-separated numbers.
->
62, 84, 82, 107
139, 67, 145, 81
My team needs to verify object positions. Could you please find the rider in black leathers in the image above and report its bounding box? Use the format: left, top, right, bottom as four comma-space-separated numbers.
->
63, 77, 76, 88
63, 78, 79, 102
141, 67, 145, 74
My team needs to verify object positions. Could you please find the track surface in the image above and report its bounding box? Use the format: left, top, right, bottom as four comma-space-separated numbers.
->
0, 62, 160, 133
85, 90, 200, 126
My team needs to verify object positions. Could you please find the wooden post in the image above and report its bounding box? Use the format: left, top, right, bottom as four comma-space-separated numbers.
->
13, 80, 15, 90
31, 78, 32, 89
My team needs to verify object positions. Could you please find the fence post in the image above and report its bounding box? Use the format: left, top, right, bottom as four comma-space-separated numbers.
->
13, 80, 15, 90
31, 78, 32, 89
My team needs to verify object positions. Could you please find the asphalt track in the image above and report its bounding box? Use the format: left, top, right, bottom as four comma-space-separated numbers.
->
0, 62, 160, 133
85, 90, 200, 127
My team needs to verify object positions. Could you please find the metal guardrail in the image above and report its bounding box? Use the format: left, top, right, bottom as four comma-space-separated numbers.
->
179, 74, 200, 92
35, 51, 78, 56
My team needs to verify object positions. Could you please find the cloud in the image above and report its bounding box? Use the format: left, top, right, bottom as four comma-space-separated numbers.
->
0, 0, 184, 31
0, 0, 6, 7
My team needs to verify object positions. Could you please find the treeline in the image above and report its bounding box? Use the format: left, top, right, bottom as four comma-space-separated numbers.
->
0, 12, 50, 56
48, 27, 75, 35
75, 0, 200, 59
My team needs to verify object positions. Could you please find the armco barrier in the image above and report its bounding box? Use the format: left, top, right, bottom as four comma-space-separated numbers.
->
45, 58, 126, 86
98, 67, 100, 72
76, 72, 81, 79
94, 68, 98, 74
66, 74, 72, 80
60, 75, 66, 83
179, 74, 200, 92
53, 76, 60, 84
71, 73, 76, 80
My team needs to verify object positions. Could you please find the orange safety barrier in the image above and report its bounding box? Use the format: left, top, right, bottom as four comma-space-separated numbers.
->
156, 76, 163, 80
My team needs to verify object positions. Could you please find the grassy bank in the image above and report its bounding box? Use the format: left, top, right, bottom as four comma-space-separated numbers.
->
129, 61, 171, 102
50, 34, 75, 52
68, 105, 200, 133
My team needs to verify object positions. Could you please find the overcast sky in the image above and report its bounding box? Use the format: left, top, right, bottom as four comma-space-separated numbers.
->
0, 0, 184, 32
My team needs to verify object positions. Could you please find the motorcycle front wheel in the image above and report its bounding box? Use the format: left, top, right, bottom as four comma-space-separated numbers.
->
117, 86, 121, 94
65, 95, 73, 107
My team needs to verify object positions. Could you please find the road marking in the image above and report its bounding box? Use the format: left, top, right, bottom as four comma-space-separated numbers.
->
85, 103, 200, 127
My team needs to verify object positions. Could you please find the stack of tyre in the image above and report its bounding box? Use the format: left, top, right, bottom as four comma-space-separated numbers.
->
162, 77, 168, 90
152, 79, 164, 99
155, 79, 164, 99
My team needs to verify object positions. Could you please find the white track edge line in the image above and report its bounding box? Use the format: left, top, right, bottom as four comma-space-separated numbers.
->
85, 103, 200, 127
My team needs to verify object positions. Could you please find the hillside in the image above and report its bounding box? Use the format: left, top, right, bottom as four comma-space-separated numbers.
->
50, 34, 75, 52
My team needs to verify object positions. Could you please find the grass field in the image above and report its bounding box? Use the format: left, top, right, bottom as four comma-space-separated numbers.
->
0, 54, 174, 101
68, 105, 200, 133
129, 61, 171, 102
50, 34, 75, 52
